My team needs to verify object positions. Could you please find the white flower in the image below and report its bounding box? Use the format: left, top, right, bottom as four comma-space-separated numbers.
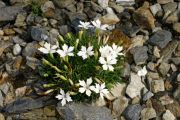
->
94, 83, 109, 98
56, 89, 72, 106
57, 44, 74, 57
78, 21, 93, 29
77, 46, 94, 60
79, 78, 95, 96
38, 42, 58, 54
99, 56, 117, 71
99, 45, 113, 58
111, 43, 124, 57
137, 66, 147, 77
91, 19, 109, 30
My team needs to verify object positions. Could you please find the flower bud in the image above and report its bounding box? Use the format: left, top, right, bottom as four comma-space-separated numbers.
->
58, 35, 64, 43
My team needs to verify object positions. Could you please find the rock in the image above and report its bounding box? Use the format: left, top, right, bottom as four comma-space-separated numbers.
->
3, 28, 15, 35
116, 0, 135, 6
173, 85, 180, 99
161, 41, 179, 62
44, 106, 56, 117
59, 25, 69, 36
151, 80, 165, 93
153, 46, 161, 58
0, 91, 4, 107
49, 19, 58, 28
165, 10, 179, 24
141, 108, 156, 120
26, 56, 41, 70
122, 62, 130, 77
157, 0, 174, 4
130, 46, 148, 65
150, 3, 162, 16
131, 35, 145, 48
123, 104, 142, 120
0, 113, 5, 120
14, 13, 27, 27
126, 73, 145, 98
15, 86, 27, 97
19, 109, 47, 120
41, 1, 55, 18
0, 6, 23, 21
22, 42, 39, 57
170, 57, 180, 65
98, 0, 109, 8
31, 26, 48, 41
152, 99, 166, 115
175, 42, 180, 57
158, 62, 170, 76
165, 101, 180, 117
147, 62, 156, 71
111, 83, 127, 97
162, 2, 177, 15
160, 94, 174, 105
173, 22, 180, 33
12, 36, 26, 47
0, 30, 4, 36
0, 1, 6, 8
162, 110, 176, 120
100, 13, 120, 25
177, 73, 180, 82
143, 91, 154, 101
56, 103, 113, 120
112, 96, 129, 117
13, 44, 22, 55
148, 30, 172, 49
109, 2, 124, 13
133, 2, 155, 29
0, 81, 10, 95
53, 0, 75, 8
0, 41, 13, 56
3, 96, 56, 113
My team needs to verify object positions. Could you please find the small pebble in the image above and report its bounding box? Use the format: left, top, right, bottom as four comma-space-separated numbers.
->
13, 44, 22, 55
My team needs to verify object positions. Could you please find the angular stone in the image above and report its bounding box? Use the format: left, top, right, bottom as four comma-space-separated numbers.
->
158, 62, 170, 76
0, 113, 5, 120
3, 96, 56, 113
112, 96, 128, 117
0, 41, 13, 56
162, 110, 176, 120
150, 3, 162, 16
0, 6, 23, 21
56, 103, 113, 120
116, 0, 135, 6
152, 99, 166, 115
165, 10, 179, 24
133, 2, 155, 29
100, 13, 120, 25
53, 0, 75, 8
149, 30, 172, 49
14, 13, 27, 27
151, 80, 165, 93
111, 83, 127, 97
41, 1, 55, 18
162, 2, 177, 14
143, 91, 154, 101
165, 101, 180, 117
98, 0, 109, 8
130, 46, 148, 65
157, 0, 174, 4
173, 22, 180, 34
13, 44, 22, 55
31, 26, 49, 41
26, 56, 41, 70
126, 73, 145, 98
160, 94, 174, 105
141, 108, 156, 120
123, 104, 142, 120
22, 42, 39, 57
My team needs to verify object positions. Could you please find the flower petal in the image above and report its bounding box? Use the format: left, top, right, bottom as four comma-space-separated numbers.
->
86, 89, 92, 96
86, 77, 92, 86
79, 87, 86, 93
61, 98, 66, 106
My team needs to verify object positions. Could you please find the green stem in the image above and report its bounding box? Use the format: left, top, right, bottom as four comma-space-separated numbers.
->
43, 58, 62, 73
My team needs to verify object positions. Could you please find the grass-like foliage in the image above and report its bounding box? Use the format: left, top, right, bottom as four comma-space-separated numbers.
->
39, 27, 125, 106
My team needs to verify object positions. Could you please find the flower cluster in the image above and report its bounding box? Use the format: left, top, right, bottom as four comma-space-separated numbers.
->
38, 23, 124, 106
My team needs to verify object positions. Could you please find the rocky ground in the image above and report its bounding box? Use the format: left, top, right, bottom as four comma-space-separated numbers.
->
0, 0, 180, 120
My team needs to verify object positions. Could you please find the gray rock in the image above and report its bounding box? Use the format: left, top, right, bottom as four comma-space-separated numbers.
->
59, 25, 69, 36
0, 1, 5, 8
158, 62, 170, 76
116, 0, 135, 6
170, 57, 180, 65
14, 13, 27, 27
3, 96, 56, 113
162, 2, 177, 15
122, 62, 131, 77
0, 91, 4, 107
22, 42, 39, 57
173, 22, 180, 34
53, 0, 75, 8
149, 30, 172, 49
98, 0, 109, 8
0, 41, 13, 56
31, 26, 49, 41
130, 46, 148, 65
157, 0, 174, 4
13, 44, 22, 55
56, 103, 113, 120
173, 85, 180, 99
0, 6, 23, 21
150, 3, 162, 16
162, 110, 176, 120
12, 36, 26, 47
123, 104, 142, 120
143, 91, 154, 101
151, 80, 165, 93
0, 82, 11, 95
26, 56, 40, 70
91, 2, 104, 12
141, 108, 156, 120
